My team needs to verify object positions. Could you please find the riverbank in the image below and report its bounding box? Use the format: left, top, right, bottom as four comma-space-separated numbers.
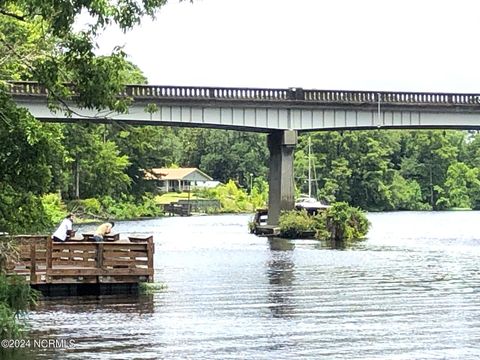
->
42, 180, 266, 227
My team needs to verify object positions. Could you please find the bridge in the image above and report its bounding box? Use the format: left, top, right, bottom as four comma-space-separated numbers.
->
8, 81, 480, 224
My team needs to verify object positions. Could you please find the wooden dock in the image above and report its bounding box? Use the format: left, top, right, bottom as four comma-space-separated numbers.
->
5, 235, 154, 295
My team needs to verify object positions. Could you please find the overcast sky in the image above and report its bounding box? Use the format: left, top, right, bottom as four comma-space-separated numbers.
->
96, 0, 480, 92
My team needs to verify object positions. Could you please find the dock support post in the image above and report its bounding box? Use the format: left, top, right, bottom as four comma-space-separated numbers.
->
147, 237, 154, 282
30, 241, 37, 284
267, 130, 297, 226
46, 237, 52, 284
96, 243, 104, 283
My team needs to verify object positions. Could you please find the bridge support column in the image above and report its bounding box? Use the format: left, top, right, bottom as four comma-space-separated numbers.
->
267, 130, 297, 226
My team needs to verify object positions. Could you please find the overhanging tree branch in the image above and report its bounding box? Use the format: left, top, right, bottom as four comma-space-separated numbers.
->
0, 9, 25, 22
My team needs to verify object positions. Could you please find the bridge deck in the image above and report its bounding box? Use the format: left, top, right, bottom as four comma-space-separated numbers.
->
8, 81, 480, 131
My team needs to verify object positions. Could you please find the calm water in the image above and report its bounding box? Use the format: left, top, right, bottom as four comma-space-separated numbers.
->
22, 212, 480, 359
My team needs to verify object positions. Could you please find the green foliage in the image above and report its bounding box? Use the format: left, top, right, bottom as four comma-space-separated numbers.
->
195, 180, 256, 213
278, 203, 370, 241
250, 179, 269, 210
41, 193, 67, 225
436, 162, 480, 210
387, 172, 428, 210
63, 127, 132, 198
70, 194, 163, 220
0, 275, 38, 314
0, 93, 65, 196
111, 125, 182, 195
0, 184, 52, 234
321, 202, 370, 241
99, 196, 138, 219
279, 210, 317, 239
0, 0, 173, 234
0, 303, 20, 339
0, 274, 39, 339
78, 198, 102, 214
1, 0, 171, 112
192, 179, 268, 214
139, 282, 167, 294
300, 130, 480, 211
178, 129, 268, 186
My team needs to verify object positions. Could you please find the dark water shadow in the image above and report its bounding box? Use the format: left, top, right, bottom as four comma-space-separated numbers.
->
0, 349, 37, 360
266, 237, 296, 318
315, 237, 368, 250
33, 293, 155, 315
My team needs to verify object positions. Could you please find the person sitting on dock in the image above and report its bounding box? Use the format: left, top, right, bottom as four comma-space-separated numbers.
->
52, 214, 75, 242
93, 221, 115, 242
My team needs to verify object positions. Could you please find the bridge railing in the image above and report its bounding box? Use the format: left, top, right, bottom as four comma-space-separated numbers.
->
7, 81, 480, 106
303, 89, 480, 105
8, 81, 48, 95
125, 85, 290, 101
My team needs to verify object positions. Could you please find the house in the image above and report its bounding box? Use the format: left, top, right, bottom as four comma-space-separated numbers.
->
145, 167, 214, 192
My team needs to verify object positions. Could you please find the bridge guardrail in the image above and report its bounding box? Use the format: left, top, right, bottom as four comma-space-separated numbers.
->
7, 81, 480, 106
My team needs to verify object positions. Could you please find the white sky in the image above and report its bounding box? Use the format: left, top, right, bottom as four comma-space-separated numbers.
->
96, 0, 480, 92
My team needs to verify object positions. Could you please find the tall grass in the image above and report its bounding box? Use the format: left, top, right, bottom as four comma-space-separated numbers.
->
0, 237, 39, 340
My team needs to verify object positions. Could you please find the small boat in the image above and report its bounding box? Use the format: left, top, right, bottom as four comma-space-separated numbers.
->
249, 208, 278, 236
294, 137, 330, 215
294, 195, 330, 215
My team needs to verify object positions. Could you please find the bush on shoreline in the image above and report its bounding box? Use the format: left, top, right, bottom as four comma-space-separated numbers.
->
41, 193, 164, 224
194, 180, 267, 213
0, 245, 39, 339
278, 210, 317, 239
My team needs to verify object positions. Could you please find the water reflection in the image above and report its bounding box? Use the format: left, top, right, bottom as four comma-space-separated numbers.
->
315, 237, 367, 250
268, 237, 295, 252
0, 349, 37, 360
26, 293, 156, 359
33, 293, 155, 315
266, 238, 296, 318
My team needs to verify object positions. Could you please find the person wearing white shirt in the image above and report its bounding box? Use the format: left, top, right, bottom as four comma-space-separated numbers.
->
52, 214, 74, 242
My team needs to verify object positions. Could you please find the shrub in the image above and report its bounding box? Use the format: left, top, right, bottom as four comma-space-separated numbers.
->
279, 210, 317, 238
0, 274, 39, 339
194, 179, 268, 213
277, 202, 370, 241
320, 202, 370, 241
68, 194, 163, 220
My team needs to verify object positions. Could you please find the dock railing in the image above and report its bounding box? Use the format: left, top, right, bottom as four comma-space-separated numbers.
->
6, 235, 154, 284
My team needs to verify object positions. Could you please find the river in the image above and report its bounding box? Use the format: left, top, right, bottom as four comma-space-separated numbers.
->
21, 212, 480, 359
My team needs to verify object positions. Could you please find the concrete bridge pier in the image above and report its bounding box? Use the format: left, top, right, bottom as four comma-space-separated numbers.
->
267, 130, 298, 226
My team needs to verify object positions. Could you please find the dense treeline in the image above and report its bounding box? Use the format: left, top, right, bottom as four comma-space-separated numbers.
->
296, 130, 480, 211
60, 125, 269, 200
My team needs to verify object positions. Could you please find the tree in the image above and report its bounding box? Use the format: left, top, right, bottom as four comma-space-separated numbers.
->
400, 131, 464, 209
0, 0, 176, 231
177, 129, 268, 187
110, 125, 183, 195
388, 171, 425, 210
437, 162, 480, 209
1, 1, 177, 111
